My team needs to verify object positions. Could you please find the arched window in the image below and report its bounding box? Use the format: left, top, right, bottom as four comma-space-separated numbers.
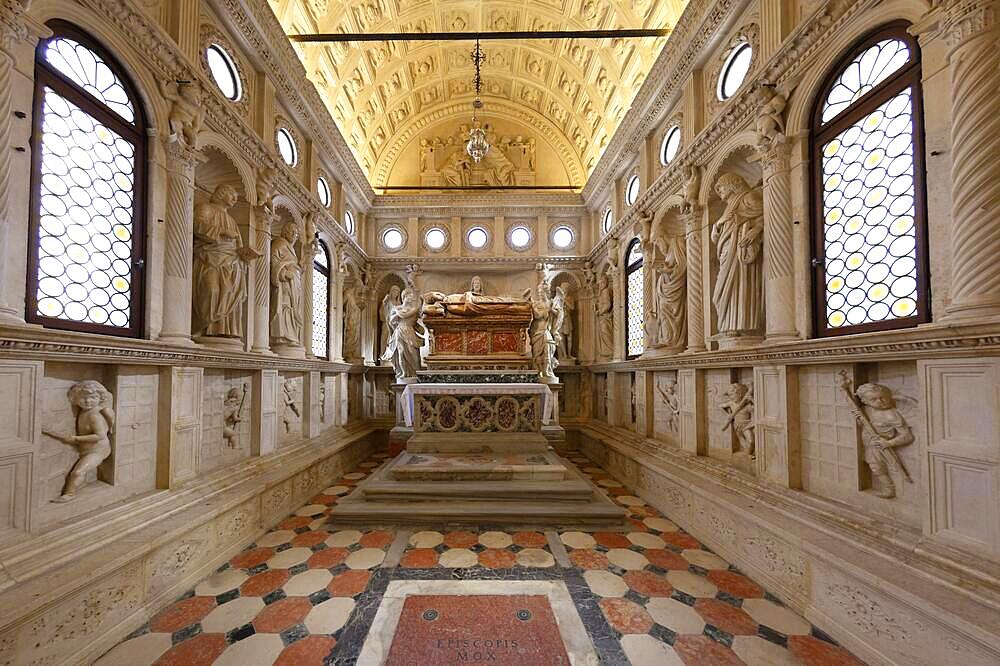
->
311, 241, 330, 358
28, 22, 147, 336
811, 23, 929, 337
625, 238, 645, 358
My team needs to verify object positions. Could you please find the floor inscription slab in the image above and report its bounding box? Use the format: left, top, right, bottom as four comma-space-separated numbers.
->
384, 594, 570, 665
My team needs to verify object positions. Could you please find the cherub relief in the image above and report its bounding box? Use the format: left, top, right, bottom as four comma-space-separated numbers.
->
43, 380, 115, 503
159, 80, 204, 147
720, 382, 755, 457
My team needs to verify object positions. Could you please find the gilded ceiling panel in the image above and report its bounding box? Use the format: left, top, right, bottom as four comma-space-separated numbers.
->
271, 0, 687, 189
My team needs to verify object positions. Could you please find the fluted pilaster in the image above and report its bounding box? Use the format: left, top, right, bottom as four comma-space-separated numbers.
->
946, 0, 1000, 318
761, 145, 798, 340
159, 140, 200, 344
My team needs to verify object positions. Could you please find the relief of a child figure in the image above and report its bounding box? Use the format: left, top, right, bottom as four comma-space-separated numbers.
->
43, 380, 115, 503
849, 381, 914, 499
223, 386, 244, 449
720, 382, 755, 457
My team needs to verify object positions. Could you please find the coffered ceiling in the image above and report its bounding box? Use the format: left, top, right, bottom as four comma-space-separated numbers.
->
270, 0, 687, 190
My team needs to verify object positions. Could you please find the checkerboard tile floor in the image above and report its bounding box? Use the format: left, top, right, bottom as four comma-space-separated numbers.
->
97, 450, 864, 665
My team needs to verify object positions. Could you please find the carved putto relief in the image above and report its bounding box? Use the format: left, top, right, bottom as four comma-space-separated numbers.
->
282, 378, 300, 434
656, 377, 680, 433
419, 127, 536, 187
159, 80, 203, 147
719, 382, 755, 457
223, 384, 247, 449
837, 371, 914, 499
42, 380, 115, 503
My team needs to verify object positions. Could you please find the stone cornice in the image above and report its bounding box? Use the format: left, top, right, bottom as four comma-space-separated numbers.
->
0, 325, 362, 372
370, 255, 586, 268
212, 0, 374, 205
370, 192, 587, 218
583, 322, 1000, 370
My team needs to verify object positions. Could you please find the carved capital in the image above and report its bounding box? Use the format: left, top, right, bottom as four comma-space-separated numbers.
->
163, 138, 202, 174
945, 0, 998, 44
0, 0, 31, 54
759, 142, 792, 177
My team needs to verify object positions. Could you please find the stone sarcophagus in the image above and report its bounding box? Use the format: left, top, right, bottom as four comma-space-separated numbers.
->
423, 309, 532, 370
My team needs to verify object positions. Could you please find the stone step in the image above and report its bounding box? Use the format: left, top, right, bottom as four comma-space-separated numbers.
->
325, 499, 626, 528
359, 478, 596, 502
406, 432, 550, 454
387, 451, 568, 482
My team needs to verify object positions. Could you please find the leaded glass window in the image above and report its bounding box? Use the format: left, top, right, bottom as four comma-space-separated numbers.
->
625, 239, 645, 358
811, 23, 928, 336
311, 241, 330, 358
28, 22, 146, 336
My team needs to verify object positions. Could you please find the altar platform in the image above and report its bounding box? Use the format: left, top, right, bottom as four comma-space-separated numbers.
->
328, 382, 625, 528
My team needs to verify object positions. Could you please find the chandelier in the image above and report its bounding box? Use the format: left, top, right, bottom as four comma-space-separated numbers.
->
466, 38, 490, 163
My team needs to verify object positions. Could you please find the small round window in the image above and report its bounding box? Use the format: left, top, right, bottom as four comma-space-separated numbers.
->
660, 125, 681, 165
625, 175, 640, 206
509, 226, 532, 250
602, 208, 614, 234
551, 226, 575, 250
317, 176, 331, 207
717, 41, 753, 101
276, 127, 298, 167
467, 227, 489, 249
344, 210, 356, 235
381, 227, 404, 251
206, 44, 242, 101
424, 227, 447, 250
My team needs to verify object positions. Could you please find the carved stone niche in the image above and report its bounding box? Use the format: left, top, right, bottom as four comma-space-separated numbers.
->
705, 150, 764, 350
418, 125, 537, 187
652, 369, 681, 445
192, 146, 253, 350
200, 369, 252, 475
278, 372, 304, 445
35, 363, 158, 529
706, 367, 756, 474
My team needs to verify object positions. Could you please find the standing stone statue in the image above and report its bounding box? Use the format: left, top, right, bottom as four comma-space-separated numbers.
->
193, 185, 258, 340
551, 285, 576, 363
270, 222, 305, 346
595, 270, 614, 357
527, 280, 559, 383
382, 286, 425, 383
655, 235, 687, 350
711, 173, 764, 335
42, 380, 115, 503
379, 285, 402, 360
343, 287, 361, 361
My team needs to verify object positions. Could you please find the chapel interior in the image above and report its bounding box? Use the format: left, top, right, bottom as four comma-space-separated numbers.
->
0, 0, 998, 664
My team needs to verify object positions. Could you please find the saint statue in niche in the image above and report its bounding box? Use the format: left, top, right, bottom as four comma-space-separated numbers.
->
379, 285, 402, 360
655, 235, 687, 350
193, 184, 259, 339
382, 286, 427, 383
711, 173, 764, 335
343, 287, 361, 360
526, 279, 559, 383
42, 380, 115, 503
595, 270, 614, 357
270, 222, 306, 346
422, 275, 531, 317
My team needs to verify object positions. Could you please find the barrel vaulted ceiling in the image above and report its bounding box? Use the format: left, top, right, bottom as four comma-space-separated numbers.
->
270, 0, 687, 190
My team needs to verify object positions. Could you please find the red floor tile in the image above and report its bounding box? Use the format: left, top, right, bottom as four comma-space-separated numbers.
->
253, 596, 313, 632
240, 569, 290, 597
673, 635, 745, 665
622, 570, 674, 597
149, 596, 216, 633
599, 598, 654, 634
359, 530, 394, 548
644, 548, 690, 570
443, 530, 478, 548
789, 636, 866, 666
694, 599, 758, 635
154, 633, 227, 666
400, 548, 439, 568
327, 570, 371, 597
292, 531, 329, 548
512, 531, 547, 548
308, 547, 349, 569
661, 532, 702, 549
275, 636, 337, 666
593, 532, 632, 548
478, 548, 516, 568
278, 516, 311, 530
569, 549, 610, 569
706, 570, 763, 598
229, 547, 274, 569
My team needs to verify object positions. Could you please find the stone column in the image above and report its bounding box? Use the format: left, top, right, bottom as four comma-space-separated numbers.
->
760, 144, 798, 340
682, 207, 706, 352
250, 207, 273, 354
302, 246, 315, 357
0, 2, 31, 324
945, 0, 1000, 319
331, 244, 346, 362
158, 141, 200, 344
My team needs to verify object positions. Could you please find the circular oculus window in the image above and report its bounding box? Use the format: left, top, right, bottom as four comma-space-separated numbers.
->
317, 176, 331, 207
625, 174, 641, 206
466, 226, 489, 250
381, 227, 404, 251
551, 226, 575, 250
660, 125, 681, 165
509, 225, 532, 250
344, 210, 356, 235
718, 42, 753, 101
276, 127, 298, 167
602, 208, 614, 234
206, 44, 242, 101
424, 227, 447, 250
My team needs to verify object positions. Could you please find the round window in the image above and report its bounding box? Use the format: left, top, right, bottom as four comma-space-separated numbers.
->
660, 125, 681, 165
718, 42, 753, 101
467, 227, 489, 249
317, 176, 331, 207
206, 44, 242, 101
509, 226, 532, 250
381, 227, 404, 251
344, 210, 355, 235
424, 227, 447, 250
602, 208, 614, 234
551, 226, 575, 250
625, 175, 641, 206
276, 127, 298, 166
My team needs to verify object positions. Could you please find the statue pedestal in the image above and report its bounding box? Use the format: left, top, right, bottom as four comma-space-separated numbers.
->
271, 342, 306, 359
713, 332, 764, 350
